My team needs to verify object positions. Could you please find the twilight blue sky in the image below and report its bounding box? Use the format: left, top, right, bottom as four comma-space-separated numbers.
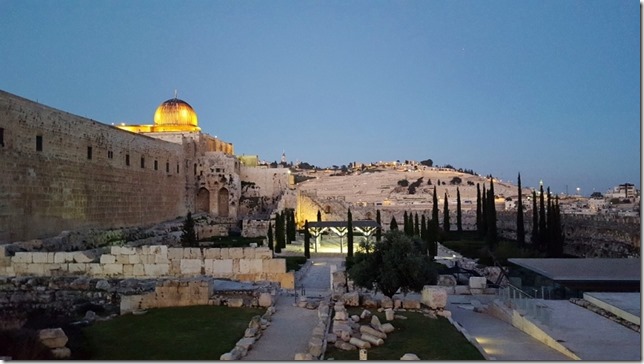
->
0, 0, 640, 195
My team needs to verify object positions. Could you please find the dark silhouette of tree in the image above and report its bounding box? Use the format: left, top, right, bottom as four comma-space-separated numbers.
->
376, 210, 382, 242
443, 191, 450, 232
485, 179, 497, 250
481, 185, 488, 239
403, 211, 410, 236
414, 213, 420, 237
267, 221, 274, 252
538, 185, 547, 252
286, 209, 296, 244
348, 231, 437, 299
304, 220, 311, 259
476, 183, 482, 237
275, 212, 284, 253
180, 212, 198, 247
531, 190, 538, 247
432, 187, 439, 228
390, 216, 398, 231
347, 208, 354, 258
317, 209, 321, 222
516, 173, 525, 247
421, 214, 427, 241
456, 187, 463, 233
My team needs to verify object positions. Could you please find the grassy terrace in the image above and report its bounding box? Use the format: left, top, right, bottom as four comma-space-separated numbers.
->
325, 308, 484, 360
73, 305, 264, 360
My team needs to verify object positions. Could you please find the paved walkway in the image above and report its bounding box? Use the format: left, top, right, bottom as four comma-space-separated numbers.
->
446, 295, 571, 360
242, 257, 339, 361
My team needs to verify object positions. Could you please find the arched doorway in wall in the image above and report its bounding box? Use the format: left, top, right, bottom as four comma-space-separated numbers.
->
218, 187, 229, 217
196, 188, 210, 213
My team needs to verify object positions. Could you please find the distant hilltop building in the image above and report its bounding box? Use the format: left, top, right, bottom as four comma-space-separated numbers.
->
0, 90, 292, 243
605, 183, 639, 200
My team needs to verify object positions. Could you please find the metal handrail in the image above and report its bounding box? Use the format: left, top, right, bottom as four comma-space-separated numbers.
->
497, 283, 552, 326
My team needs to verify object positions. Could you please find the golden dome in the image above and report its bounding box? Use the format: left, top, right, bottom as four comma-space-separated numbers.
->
153, 98, 198, 127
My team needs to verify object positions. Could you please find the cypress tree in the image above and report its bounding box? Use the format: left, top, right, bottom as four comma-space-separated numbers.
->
304, 220, 311, 259
421, 214, 427, 241
485, 178, 497, 250
403, 211, 410, 236
456, 187, 462, 233
274, 212, 282, 253
317, 209, 321, 222
376, 210, 382, 242
390, 216, 398, 231
290, 209, 296, 243
481, 185, 488, 239
546, 187, 554, 257
267, 221, 274, 252
414, 213, 420, 237
554, 196, 564, 257
538, 185, 547, 252
180, 212, 197, 247
286, 209, 294, 244
347, 208, 354, 258
443, 191, 450, 232
516, 173, 525, 247
476, 183, 482, 237
531, 190, 538, 247
432, 187, 439, 229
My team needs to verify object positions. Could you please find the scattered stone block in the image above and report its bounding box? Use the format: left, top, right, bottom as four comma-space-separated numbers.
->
95, 280, 110, 290
360, 333, 384, 346
334, 310, 349, 321
294, 353, 314, 360
309, 336, 324, 357
360, 309, 372, 319
381, 296, 394, 309
349, 337, 371, 349
236, 337, 255, 351
370, 315, 382, 331
380, 323, 395, 334
342, 291, 360, 306
258, 292, 272, 307
334, 341, 357, 351
385, 308, 395, 321
360, 325, 386, 339
436, 310, 452, 318
394, 315, 408, 320
403, 298, 421, 309
438, 274, 457, 286
469, 276, 487, 290
51, 347, 71, 359
38, 328, 68, 348
400, 353, 420, 360
362, 294, 380, 308
421, 286, 448, 309
227, 298, 245, 308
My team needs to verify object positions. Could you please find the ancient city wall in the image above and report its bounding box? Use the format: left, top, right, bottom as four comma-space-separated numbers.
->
0, 245, 293, 288
239, 167, 292, 218
0, 91, 190, 243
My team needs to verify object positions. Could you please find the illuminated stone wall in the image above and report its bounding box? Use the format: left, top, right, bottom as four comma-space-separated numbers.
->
239, 167, 293, 218
0, 91, 191, 243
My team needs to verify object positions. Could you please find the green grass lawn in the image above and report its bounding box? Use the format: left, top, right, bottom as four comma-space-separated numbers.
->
76, 305, 264, 360
325, 309, 484, 360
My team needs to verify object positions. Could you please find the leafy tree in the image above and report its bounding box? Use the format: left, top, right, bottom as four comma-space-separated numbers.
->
516, 173, 525, 247
347, 208, 354, 258
397, 179, 409, 187
304, 220, 311, 259
390, 216, 398, 231
420, 159, 433, 167
485, 178, 497, 250
376, 210, 382, 242
456, 187, 462, 233
449, 176, 462, 185
348, 231, 437, 299
267, 221, 274, 252
590, 192, 604, 199
180, 212, 198, 247
443, 192, 450, 232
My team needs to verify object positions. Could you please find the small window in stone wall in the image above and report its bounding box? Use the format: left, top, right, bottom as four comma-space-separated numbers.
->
141, 157, 145, 168
176, 164, 180, 173
194, 163, 197, 175
0, 127, 4, 147
36, 135, 43, 151
125, 154, 130, 166
166, 161, 169, 173
154, 160, 158, 170
108, 150, 113, 159
87, 146, 93, 160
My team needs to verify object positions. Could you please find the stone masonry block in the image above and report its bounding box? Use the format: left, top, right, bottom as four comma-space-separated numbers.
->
0, 244, 8, 258
88, 263, 103, 276
242, 248, 256, 259
144, 263, 169, 277
128, 254, 140, 264
469, 276, 487, 289
47, 253, 55, 263
203, 248, 221, 259
115, 255, 129, 264
155, 254, 170, 264
68, 263, 87, 273
254, 247, 273, 259
13, 252, 32, 263
239, 259, 263, 274
100, 255, 116, 264
103, 264, 124, 276
133, 264, 145, 276
26, 264, 45, 275
229, 248, 244, 259
110, 246, 120, 255
12, 263, 28, 274
73, 251, 95, 263
183, 248, 202, 259
32, 252, 49, 264
123, 264, 134, 276
211, 259, 233, 277
168, 248, 184, 260
263, 259, 286, 274
149, 245, 168, 258
53, 252, 68, 264
120, 247, 137, 255
180, 259, 202, 275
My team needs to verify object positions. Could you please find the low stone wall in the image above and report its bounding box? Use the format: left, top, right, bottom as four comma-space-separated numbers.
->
0, 245, 294, 289
241, 219, 270, 238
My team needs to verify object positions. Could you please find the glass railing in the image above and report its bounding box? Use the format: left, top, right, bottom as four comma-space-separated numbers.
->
497, 284, 552, 326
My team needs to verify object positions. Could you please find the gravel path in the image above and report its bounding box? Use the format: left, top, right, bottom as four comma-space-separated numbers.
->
242, 257, 341, 360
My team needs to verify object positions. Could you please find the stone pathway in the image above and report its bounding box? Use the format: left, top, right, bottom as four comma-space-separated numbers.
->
242, 257, 340, 360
